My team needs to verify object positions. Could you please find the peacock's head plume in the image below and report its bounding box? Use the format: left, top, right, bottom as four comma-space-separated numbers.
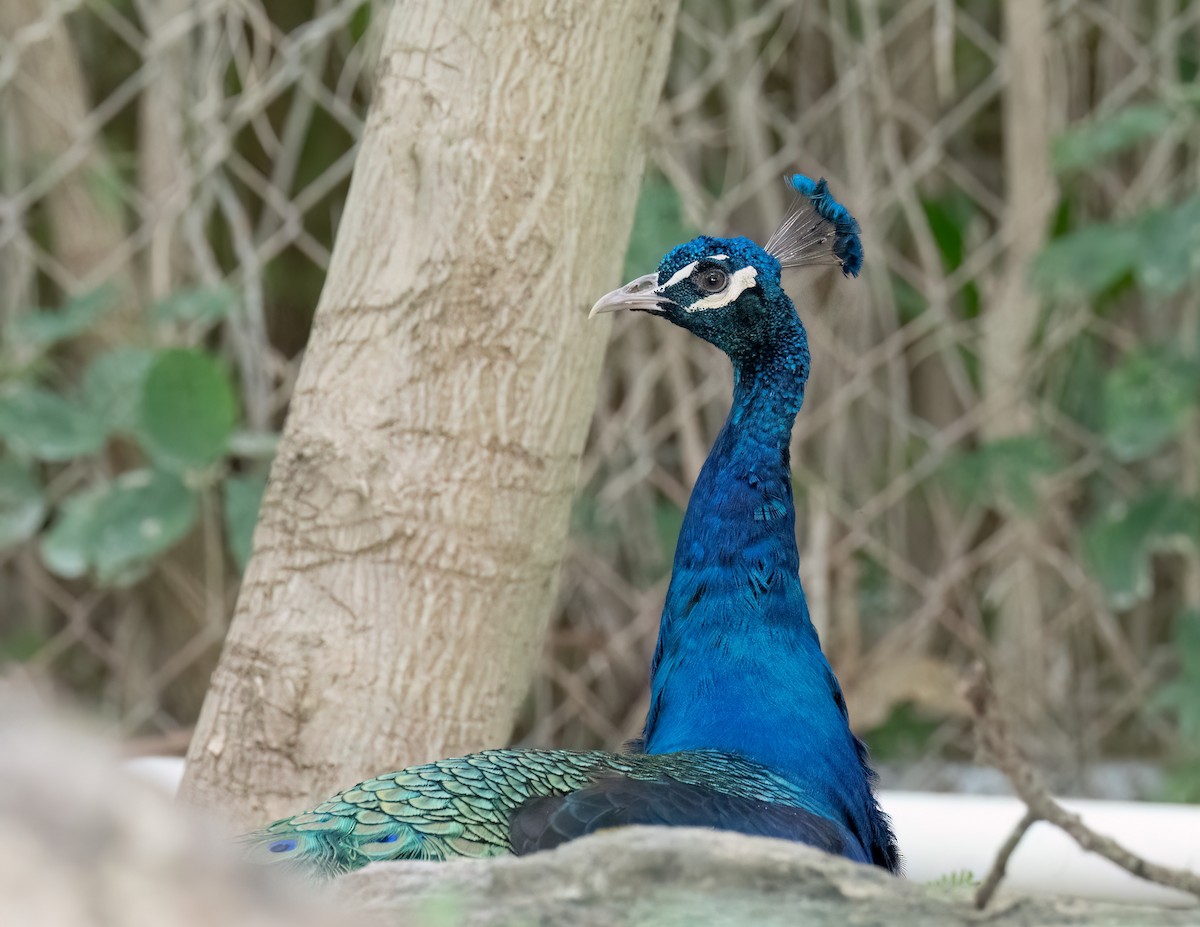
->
764, 175, 862, 278
590, 174, 861, 361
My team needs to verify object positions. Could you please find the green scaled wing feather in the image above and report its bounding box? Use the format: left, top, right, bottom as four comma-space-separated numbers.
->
249, 749, 607, 875
247, 748, 809, 877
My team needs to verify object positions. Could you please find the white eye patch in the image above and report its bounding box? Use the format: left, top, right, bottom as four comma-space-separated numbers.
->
686, 265, 758, 312
661, 260, 701, 289
659, 254, 732, 290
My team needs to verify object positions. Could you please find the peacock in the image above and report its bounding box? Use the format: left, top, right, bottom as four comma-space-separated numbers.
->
247, 175, 899, 877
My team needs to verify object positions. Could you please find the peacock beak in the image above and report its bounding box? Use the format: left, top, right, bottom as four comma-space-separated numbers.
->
588, 273, 669, 318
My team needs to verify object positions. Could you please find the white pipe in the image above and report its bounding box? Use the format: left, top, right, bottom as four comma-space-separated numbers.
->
126, 758, 1198, 905
882, 791, 1199, 907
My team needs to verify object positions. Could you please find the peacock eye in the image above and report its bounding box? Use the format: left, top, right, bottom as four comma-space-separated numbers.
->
696, 268, 728, 293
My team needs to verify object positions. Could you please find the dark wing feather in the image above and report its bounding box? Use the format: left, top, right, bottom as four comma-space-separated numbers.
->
509, 775, 864, 861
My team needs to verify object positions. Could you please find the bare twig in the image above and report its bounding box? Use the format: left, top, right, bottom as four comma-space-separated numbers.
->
974, 808, 1036, 909
964, 663, 1200, 907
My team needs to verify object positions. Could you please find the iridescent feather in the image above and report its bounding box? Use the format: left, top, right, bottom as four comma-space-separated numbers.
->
764, 175, 863, 277
246, 748, 843, 877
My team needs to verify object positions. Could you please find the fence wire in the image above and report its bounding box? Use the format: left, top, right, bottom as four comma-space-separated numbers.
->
2, 0, 1197, 789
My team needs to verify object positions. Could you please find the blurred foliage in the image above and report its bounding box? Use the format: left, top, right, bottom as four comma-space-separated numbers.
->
0, 286, 270, 587
940, 435, 1063, 514
1160, 611, 1200, 746
1083, 490, 1200, 611
1158, 611, 1200, 802
906, 101, 1199, 654
1052, 103, 1183, 174
623, 172, 699, 281
1101, 345, 1200, 462
926, 100, 1200, 780
933, 102, 1200, 613
1034, 196, 1200, 300
864, 703, 944, 763
0, 0, 370, 725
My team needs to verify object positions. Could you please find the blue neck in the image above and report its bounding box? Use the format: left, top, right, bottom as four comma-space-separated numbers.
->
641, 319, 887, 859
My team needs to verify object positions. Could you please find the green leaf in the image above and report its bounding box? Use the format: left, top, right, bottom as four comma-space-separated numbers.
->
1132, 196, 1200, 297
1102, 345, 1200, 461
865, 702, 942, 761
349, 1, 372, 41
1035, 196, 1200, 302
922, 191, 982, 318
940, 435, 1064, 512
82, 348, 156, 432
222, 472, 267, 569
0, 386, 109, 461
1052, 332, 1106, 432
624, 173, 699, 281
151, 285, 236, 327
1082, 488, 1200, 609
1156, 610, 1200, 746
0, 624, 48, 662
40, 485, 107, 579
7, 287, 116, 349
1033, 224, 1138, 298
39, 471, 198, 585
137, 349, 238, 472
922, 189, 982, 270
91, 470, 198, 585
0, 458, 46, 549
1177, 609, 1200, 669
891, 273, 927, 323
645, 500, 684, 584
1161, 758, 1200, 803
1053, 104, 1179, 173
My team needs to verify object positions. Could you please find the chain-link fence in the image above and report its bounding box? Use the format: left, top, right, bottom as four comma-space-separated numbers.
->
1, 0, 382, 743
3, 0, 1198, 790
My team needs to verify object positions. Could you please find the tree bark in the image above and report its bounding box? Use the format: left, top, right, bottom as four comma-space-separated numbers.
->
982, 0, 1059, 734
180, 0, 679, 826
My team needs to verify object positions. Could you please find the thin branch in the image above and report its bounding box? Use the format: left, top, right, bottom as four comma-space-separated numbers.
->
974, 809, 1036, 909
964, 663, 1200, 906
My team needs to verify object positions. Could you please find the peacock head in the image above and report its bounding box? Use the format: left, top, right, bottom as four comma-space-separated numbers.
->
590, 175, 862, 364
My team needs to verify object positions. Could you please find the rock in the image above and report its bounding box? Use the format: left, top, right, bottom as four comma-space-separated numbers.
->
0, 685, 330, 927
336, 827, 1198, 927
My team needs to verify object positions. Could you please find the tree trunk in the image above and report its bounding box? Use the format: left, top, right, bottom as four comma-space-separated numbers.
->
982, 0, 1059, 735
180, 0, 679, 826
